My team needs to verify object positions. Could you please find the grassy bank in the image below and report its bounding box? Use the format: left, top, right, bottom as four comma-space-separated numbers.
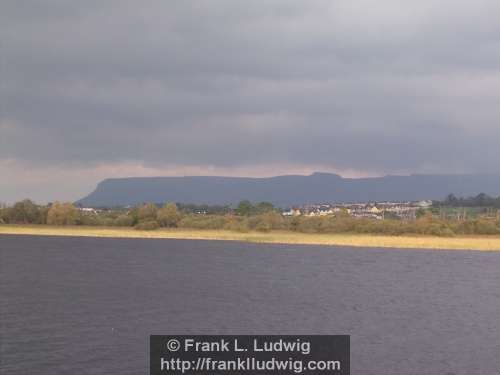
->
1, 224, 500, 251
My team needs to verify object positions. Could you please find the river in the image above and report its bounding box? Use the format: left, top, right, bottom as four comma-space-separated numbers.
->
1, 235, 499, 374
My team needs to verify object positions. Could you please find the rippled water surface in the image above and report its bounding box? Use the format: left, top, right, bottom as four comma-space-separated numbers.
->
1, 235, 499, 374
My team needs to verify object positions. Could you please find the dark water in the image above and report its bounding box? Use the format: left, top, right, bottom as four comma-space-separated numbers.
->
1, 235, 499, 375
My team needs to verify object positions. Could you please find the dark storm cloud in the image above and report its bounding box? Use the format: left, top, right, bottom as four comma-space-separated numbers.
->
1, 0, 500, 195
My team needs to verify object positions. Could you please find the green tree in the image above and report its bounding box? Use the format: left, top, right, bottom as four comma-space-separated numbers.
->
0, 204, 8, 224
235, 200, 253, 216
157, 202, 181, 227
255, 201, 275, 214
7, 199, 41, 223
416, 208, 428, 218
46, 202, 78, 225
445, 194, 458, 205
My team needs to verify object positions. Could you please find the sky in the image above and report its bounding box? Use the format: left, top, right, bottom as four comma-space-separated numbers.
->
1, 0, 500, 203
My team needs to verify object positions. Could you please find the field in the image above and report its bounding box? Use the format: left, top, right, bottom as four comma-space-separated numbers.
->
1, 224, 500, 251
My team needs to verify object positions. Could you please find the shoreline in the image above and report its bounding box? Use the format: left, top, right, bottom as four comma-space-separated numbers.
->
1, 225, 500, 251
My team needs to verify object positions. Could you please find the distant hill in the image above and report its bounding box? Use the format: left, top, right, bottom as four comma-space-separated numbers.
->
76, 172, 500, 207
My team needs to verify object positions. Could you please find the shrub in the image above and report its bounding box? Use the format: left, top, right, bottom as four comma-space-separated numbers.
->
157, 203, 181, 227
288, 216, 302, 231
137, 203, 158, 222
452, 220, 475, 235
255, 221, 271, 232
294, 217, 325, 233
134, 220, 160, 230
178, 215, 227, 230
440, 227, 456, 237
47, 202, 78, 225
114, 214, 134, 227
260, 212, 285, 229
225, 218, 250, 232
77, 213, 102, 226
474, 219, 500, 235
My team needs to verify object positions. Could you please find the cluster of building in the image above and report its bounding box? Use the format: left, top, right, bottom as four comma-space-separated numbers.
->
78, 207, 99, 214
282, 200, 433, 220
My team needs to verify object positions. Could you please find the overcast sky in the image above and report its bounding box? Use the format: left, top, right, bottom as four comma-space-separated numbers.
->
1, 0, 500, 203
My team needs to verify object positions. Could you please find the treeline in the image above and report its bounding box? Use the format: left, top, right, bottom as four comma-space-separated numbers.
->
1, 199, 500, 236
171, 212, 500, 236
0, 199, 280, 230
285, 215, 500, 236
436, 193, 500, 208
0, 200, 183, 229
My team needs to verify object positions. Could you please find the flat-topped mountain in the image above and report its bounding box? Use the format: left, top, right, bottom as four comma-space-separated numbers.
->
76, 172, 500, 207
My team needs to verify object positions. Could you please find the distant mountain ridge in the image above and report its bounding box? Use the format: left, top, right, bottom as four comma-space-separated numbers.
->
76, 172, 500, 207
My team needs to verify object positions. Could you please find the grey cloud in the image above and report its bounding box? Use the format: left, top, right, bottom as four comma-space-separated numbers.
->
1, 0, 500, 188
